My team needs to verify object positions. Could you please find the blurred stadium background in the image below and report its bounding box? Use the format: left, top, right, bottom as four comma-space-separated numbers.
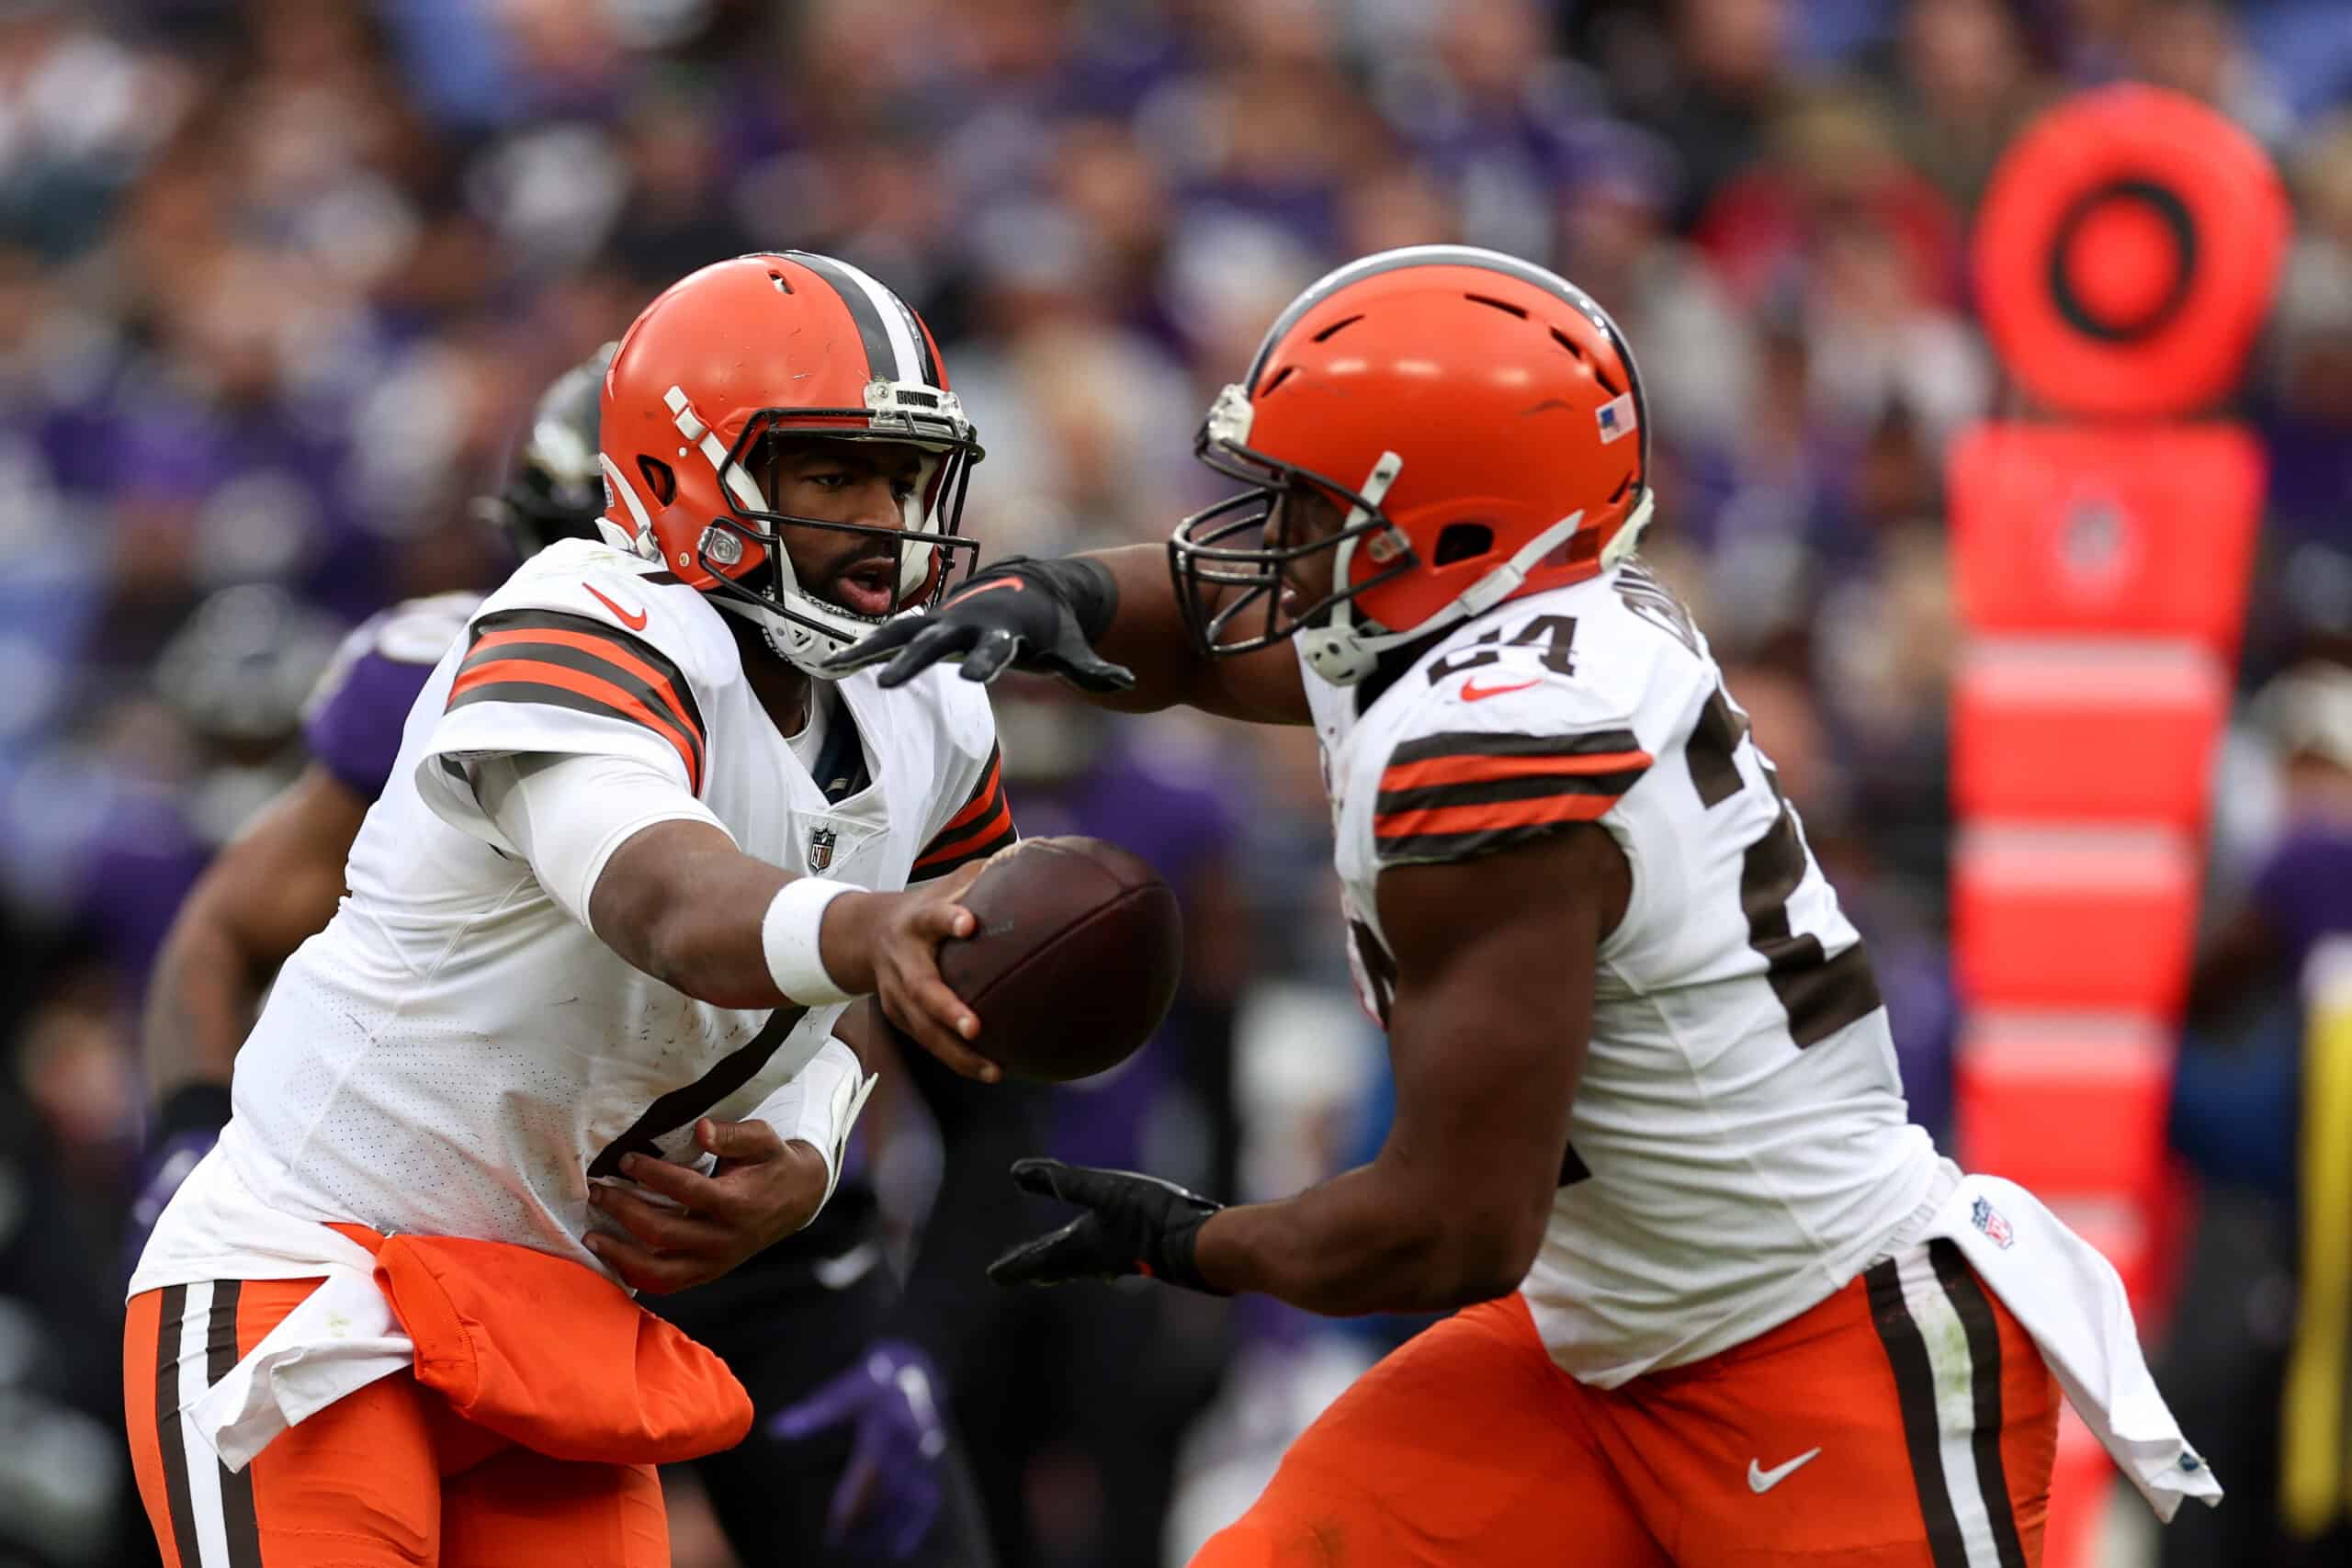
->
0, 1, 2347, 1565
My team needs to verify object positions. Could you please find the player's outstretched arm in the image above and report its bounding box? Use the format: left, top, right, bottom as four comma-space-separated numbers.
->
989, 825, 1623, 1314
1188, 827, 1618, 1313
823, 546, 1308, 725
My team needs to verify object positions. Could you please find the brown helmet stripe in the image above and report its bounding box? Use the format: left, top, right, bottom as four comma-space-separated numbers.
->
785, 251, 937, 386
778, 252, 890, 384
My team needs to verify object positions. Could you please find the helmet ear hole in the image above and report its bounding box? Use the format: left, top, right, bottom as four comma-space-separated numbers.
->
1433, 522, 1493, 566
638, 456, 677, 507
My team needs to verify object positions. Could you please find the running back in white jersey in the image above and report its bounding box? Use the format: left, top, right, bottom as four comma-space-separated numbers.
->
1304, 557, 1942, 1386
134, 538, 1011, 1292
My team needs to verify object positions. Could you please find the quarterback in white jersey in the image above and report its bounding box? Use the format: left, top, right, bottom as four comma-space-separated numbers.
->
125, 253, 1014, 1568
133, 536, 1001, 1280
838, 245, 2219, 1566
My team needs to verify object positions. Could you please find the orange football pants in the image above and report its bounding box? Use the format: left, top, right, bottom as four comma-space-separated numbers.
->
1194, 1240, 2059, 1567
125, 1278, 669, 1568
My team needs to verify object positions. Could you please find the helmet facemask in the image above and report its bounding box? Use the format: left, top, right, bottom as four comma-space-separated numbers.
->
1170, 385, 1419, 686
1172, 378, 1638, 688
656, 380, 983, 677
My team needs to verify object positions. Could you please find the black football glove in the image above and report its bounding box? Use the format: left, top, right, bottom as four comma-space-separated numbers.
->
820, 557, 1136, 693
986, 1157, 1226, 1293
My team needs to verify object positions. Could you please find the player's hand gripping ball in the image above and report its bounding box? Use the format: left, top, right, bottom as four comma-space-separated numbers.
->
935, 836, 1182, 1082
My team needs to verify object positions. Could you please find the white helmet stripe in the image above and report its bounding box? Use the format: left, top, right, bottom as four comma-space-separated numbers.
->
826, 257, 925, 385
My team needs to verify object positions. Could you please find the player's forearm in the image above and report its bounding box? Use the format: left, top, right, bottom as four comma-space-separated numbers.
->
1194, 1162, 1535, 1316
1074, 547, 1305, 723
492, 765, 845, 1010
603, 839, 867, 1009
569, 784, 989, 1075
1069, 545, 1209, 715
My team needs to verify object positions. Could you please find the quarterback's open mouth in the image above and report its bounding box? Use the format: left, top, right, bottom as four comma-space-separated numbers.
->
830, 558, 899, 619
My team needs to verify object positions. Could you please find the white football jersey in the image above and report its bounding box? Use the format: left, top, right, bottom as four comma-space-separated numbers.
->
134, 539, 1011, 1292
1304, 558, 1941, 1386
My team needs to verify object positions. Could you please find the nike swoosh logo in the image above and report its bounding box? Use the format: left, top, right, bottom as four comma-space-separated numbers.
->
1459, 677, 1541, 703
1747, 1448, 1822, 1494
583, 583, 648, 630
944, 577, 1024, 608
811, 1239, 883, 1291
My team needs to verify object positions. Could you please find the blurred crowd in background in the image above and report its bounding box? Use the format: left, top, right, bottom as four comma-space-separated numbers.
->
0, 1, 2348, 1564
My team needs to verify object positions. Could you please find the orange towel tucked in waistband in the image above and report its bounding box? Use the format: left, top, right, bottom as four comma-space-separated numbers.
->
328, 1223, 752, 1466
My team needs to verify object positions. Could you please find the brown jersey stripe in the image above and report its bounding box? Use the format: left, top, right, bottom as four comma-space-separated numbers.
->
914, 795, 1015, 872
466, 623, 703, 745
589, 1005, 809, 1179
469, 609, 704, 734
936, 750, 1003, 834
448, 661, 702, 792
1376, 767, 1651, 818
1375, 790, 1617, 842
1387, 728, 1645, 766
1380, 745, 1652, 795
1373, 817, 1603, 864
458, 638, 706, 782
910, 820, 1018, 881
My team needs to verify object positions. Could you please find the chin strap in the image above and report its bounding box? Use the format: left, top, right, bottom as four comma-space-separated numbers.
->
1305, 506, 1587, 688
1295, 451, 1405, 687
1600, 490, 1657, 570
717, 591, 926, 682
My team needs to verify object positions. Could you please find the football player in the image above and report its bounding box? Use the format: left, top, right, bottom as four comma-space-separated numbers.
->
124, 252, 1016, 1567
832, 245, 2221, 1566
130, 338, 997, 1565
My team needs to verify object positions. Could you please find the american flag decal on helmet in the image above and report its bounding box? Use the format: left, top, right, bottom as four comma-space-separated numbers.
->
1596, 392, 1637, 444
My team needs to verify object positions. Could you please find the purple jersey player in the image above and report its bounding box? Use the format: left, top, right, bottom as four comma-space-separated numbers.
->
301, 592, 481, 796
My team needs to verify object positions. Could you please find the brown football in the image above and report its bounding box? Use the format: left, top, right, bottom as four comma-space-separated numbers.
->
935, 836, 1184, 1083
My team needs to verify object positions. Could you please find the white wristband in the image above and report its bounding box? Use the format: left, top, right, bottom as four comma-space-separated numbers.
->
756, 1036, 877, 1215
761, 878, 860, 1006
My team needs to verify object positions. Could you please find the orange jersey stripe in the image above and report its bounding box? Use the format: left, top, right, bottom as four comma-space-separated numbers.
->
914, 796, 1013, 870
467, 626, 703, 744
449, 658, 702, 790
1374, 790, 1618, 840
1379, 747, 1653, 794
938, 757, 1003, 834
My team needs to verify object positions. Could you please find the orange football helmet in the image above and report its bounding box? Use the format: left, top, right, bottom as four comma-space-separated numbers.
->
1170, 245, 1654, 685
600, 252, 983, 675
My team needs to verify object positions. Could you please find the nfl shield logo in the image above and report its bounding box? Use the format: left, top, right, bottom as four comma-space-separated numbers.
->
808, 826, 838, 872
1970, 1195, 2015, 1250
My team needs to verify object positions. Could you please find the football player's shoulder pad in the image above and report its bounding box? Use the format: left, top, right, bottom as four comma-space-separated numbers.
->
469, 536, 731, 693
